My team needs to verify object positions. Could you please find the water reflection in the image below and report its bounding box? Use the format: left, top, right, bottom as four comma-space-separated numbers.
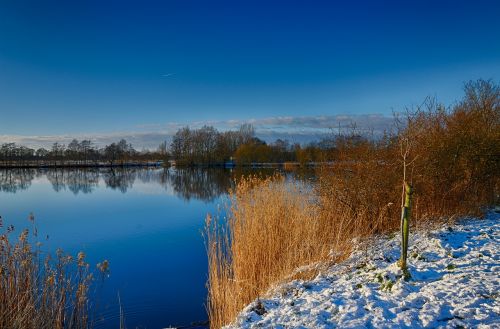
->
165, 168, 233, 202
0, 166, 312, 328
0, 167, 286, 201
0, 168, 37, 193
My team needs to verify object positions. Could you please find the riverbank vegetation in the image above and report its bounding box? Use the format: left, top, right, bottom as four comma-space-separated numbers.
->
205, 79, 500, 328
0, 216, 109, 329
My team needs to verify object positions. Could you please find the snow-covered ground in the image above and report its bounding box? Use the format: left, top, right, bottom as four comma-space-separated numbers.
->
226, 212, 500, 329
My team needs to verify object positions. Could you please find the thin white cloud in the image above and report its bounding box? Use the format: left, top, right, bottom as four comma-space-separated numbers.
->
140, 114, 393, 130
1, 114, 394, 149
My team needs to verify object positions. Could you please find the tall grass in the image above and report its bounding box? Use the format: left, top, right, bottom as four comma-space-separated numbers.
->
205, 175, 356, 328
205, 79, 500, 328
0, 216, 109, 329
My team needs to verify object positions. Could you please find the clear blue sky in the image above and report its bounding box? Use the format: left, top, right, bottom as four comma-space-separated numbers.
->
0, 0, 499, 146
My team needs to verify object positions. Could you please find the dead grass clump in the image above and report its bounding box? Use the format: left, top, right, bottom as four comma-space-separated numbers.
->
0, 217, 109, 329
205, 175, 353, 328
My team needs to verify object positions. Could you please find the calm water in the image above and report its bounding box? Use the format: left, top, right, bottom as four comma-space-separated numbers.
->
0, 167, 256, 329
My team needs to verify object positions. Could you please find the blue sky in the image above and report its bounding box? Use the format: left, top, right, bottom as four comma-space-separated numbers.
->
1, 0, 499, 147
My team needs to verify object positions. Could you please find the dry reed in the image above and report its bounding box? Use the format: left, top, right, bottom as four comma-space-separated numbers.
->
205, 175, 356, 328
0, 216, 109, 329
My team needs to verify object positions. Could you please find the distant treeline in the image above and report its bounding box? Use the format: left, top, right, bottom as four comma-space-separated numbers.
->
0, 139, 167, 167
0, 128, 367, 168
1, 124, 373, 168
170, 123, 340, 166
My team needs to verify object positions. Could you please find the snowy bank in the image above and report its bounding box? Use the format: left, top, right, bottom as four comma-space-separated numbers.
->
226, 212, 500, 328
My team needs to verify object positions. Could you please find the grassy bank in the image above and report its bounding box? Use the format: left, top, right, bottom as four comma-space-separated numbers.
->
205, 80, 500, 328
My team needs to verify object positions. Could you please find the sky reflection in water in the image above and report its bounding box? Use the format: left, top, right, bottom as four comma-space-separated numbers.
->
0, 167, 243, 329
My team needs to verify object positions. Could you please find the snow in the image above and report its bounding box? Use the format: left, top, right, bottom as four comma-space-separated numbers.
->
226, 212, 500, 328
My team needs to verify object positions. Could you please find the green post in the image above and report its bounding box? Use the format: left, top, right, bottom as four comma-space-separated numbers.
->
400, 182, 413, 271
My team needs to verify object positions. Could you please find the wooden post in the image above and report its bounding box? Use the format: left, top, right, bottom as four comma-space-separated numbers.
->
400, 182, 413, 271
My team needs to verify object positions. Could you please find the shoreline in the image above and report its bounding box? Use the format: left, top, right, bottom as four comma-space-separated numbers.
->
0, 162, 165, 169
0, 161, 332, 169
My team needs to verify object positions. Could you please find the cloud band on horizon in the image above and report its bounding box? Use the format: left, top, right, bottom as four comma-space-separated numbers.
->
1, 114, 395, 149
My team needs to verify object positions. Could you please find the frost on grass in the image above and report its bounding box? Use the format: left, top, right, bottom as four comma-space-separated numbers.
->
226, 212, 500, 329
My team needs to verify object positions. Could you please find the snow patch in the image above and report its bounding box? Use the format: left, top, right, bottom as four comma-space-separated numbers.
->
226, 212, 500, 328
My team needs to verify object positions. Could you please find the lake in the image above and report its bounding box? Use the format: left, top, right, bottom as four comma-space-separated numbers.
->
0, 167, 268, 329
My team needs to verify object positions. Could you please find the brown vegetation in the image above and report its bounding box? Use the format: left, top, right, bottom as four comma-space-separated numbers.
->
205, 176, 339, 328
0, 216, 109, 329
205, 79, 500, 328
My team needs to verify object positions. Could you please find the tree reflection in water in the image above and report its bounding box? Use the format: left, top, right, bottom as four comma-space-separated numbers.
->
0, 167, 284, 201
0, 168, 37, 193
